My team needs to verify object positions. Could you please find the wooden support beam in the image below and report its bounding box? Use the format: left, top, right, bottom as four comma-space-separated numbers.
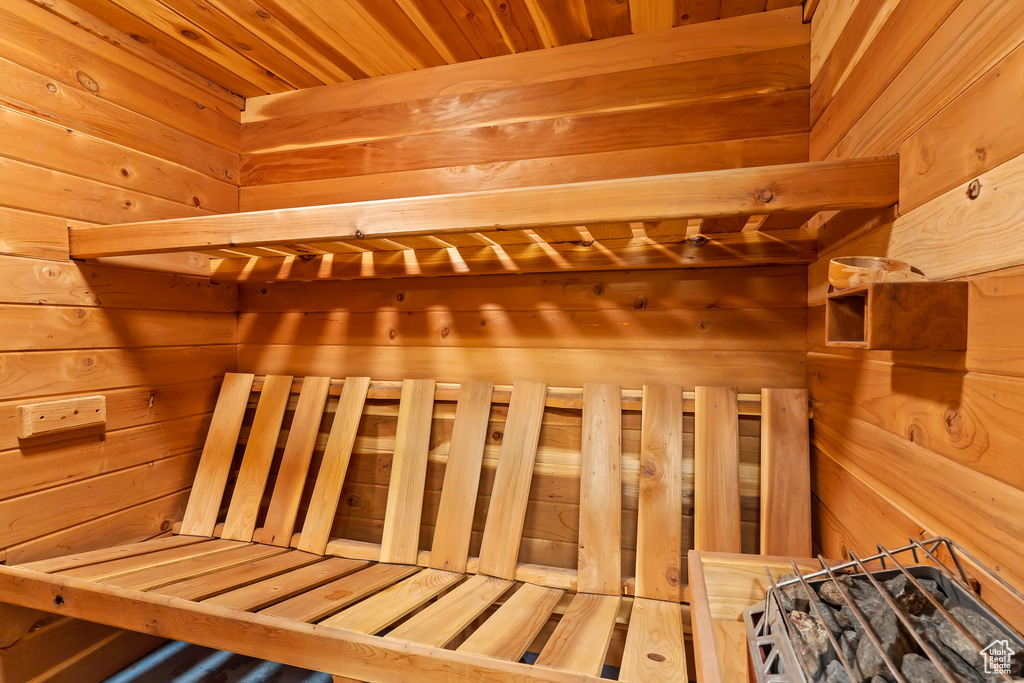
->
207, 230, 818, 282
69, 158, 899, 259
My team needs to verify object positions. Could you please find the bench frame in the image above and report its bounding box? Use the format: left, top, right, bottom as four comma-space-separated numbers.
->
0, 373, 809, 682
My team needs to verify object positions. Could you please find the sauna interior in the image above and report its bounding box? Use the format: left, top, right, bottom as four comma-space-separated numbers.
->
1, 0, 1023, 681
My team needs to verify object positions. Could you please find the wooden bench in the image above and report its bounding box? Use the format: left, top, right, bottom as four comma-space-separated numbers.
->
0, 373, 809, 682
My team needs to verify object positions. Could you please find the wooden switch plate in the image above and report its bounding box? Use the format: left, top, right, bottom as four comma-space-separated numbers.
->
17, 395, 107, 439
825, 282, 968, 350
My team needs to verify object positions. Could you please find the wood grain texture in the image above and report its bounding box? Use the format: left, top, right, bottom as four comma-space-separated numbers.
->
155, 551, 323, 601
387, 574, 512, 647
476, 380, 548, 579
635, 384, 684, 601
693, 386, 741, 553
321, 568, 463, 633
16, 395, 106, 439
256, 562, 410, 622
71, 159, 897, 258
261, 376, 332, 546
379, 379, 437, 564
220, 375, 293, 542
429, 381, 494, 572
180, 374, 256, 537
534, 593, 620, 675
205, 557, 371, 611
458, 583, 565, 660
759, 388, 810, 556
619, 598, 687, 683
0, 206, 68, 260
577, 383, 622, 595
297, 376, 371, 554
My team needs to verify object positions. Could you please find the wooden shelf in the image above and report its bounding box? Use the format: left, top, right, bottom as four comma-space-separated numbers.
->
67, 158, 898, 264
825, 281, 968, 350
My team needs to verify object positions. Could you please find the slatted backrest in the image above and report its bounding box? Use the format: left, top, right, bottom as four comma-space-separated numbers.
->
179, 373, 255, 537
297, 377, 371, 555
694, 385, 741, 553
577, 383, 622, 596
635, 384, 684, 601
378, 379, 437, 565
221, 375, 293, 542
760, 388, 810, 557
429, 381, 494, 572
261, 377, 332, 547
476, 380, 548, 580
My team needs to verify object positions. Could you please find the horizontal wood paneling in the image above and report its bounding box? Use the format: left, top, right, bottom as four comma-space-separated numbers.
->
0, 206, 68, 260
811, 0, 1024, 612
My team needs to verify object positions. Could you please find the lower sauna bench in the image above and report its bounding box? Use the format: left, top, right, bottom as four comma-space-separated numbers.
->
0, 373, 810, 682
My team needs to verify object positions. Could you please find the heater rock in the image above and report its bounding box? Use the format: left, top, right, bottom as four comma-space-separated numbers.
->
856, 609, 911, 681
902, 654, 949, 683
884, 575, 929, 615
937, 607, 1021, 677
779, 574, 811, 613
820, 575, 855, 608
791, 610, 834, 679
824, 658, 855, 683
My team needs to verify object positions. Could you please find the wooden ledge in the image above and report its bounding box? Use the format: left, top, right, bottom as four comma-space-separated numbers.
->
68, 158, 899, 259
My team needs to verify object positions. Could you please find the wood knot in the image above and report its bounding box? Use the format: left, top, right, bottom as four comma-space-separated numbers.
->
388, 327, 398, 340
46, 82, 58, 93
75, 71, 99, 92
224, 170, 235, 180
180, 29, 200, 40
634, 298, 647, 310
647, 653, 667, 662
354, 230, 365, 239
696, 321, 709, 331
395, 292, 404, 302
256, 9, 271, 18
592, 284, 604, 296
160, 520, 172, 531
236, 42, 253, 51
755, 188, 774, 203
192, 196, 201, 207
967, 179, 981, 200
943, 406, 962, 436
53, 596, 64, 607
345, 494, 365, 508
120, 168, 130, 177
259, 287, 268, 294
130, 34, 150, 44
439, 325, 451, 339
75, 308, 87, 319
491, 430, 503, 442
685, 235, 708, 247
641, 462, 657, 478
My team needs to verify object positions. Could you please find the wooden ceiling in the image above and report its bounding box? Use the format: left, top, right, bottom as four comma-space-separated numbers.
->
53, 0, 803, 97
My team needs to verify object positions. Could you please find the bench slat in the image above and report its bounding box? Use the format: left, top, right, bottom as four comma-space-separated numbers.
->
204, 557, 368, 611
60, 539, 242, 582
534, 593, 620, 676
155, 551, 323, 601
321, 568, 463, 634
635, 384, 685, 602
180, 373, 255, 537
619, 598, 688, 683
107, 544, 286, 592
221, 375, 293, 542
297, 376, 371, 555
259, 563, 413, 622
578, 383, 622, 596
458, 582, 565, 661
379, 379, 437, 565
476, 380, 548, 580
386, 574, 512, 647
429, 381, 494, 573
694, 386, 741, 553
261, 377, 332, 547
760, 388, 811, 557
17, 536, 207, 573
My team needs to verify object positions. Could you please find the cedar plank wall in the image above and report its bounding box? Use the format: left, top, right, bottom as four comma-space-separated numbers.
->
235, 11, 811, 575
0, 1, 240, 680
809, 0, 1024, 615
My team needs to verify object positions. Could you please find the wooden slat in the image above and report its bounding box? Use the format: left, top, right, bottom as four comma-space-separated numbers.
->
221, 375, 294, 542
155, 551, 323, 601
429, 381, 494, 572
694, 386, 741, 553
458, 582, 565, 660
577, 383, 622, 595
379, 379, 437, 564
476, 380, 548, 579
59, 540, 241, 582
297, 377, 372, 554
204, 557, 370, 611
386, 574, 513, 647
209, 230, 820, 282
635, 384, 685, 601
261, 376, 332, 546
619, 598, 688, 683
0, 565, 613, 683
179, 373, 256, 537
760, 388, 810, 557
106, 545, 286, 592
258, 563, 413, 622
69, 159, 899, 258
17, 537, 206, 574
320, 569, 463, 633
534, 593, 620, 675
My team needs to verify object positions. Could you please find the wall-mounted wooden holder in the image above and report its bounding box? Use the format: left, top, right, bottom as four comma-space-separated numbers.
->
16, 395, 107, 439
826, 281, 968, 350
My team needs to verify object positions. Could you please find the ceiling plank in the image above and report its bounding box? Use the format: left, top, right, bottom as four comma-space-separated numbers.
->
584, 0, 632, 39
629, 0, 674, 32
70, 158, 899, 258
